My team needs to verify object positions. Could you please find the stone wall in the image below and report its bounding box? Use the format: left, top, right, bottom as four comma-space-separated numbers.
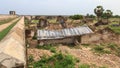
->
81, 31, 120, 45
0, 17, 26, 68
38, 36, 81, 45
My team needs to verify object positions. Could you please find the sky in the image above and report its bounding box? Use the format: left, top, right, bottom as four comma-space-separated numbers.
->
0, 0, 120, 15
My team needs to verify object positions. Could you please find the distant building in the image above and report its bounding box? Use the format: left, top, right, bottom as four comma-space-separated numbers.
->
9, 11, 16, 15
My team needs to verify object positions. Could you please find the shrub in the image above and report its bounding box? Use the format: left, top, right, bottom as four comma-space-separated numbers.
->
93, 46, 104, 52
36, 44, 57, 53
28, 55, 34, 63
36, 44, 52, 49
50, 47, 56, 53
69, 15, 83, 20
33, 53, 77, 68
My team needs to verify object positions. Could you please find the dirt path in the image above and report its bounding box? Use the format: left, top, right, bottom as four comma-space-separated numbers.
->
57, 46, 120, 68
0, 18, 20, 32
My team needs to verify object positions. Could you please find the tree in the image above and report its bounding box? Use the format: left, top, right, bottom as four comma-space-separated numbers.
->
69, 14, 83, 20
113, 15, 120, 18
94, 6, 104, 21
104, 10, 113, 23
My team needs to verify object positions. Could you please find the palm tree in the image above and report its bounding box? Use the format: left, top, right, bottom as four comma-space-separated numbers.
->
104, 10, 113, 23
94, 6, 104, 21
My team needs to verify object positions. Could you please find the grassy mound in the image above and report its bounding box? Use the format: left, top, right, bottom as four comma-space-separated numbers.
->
29, 53, 78, 68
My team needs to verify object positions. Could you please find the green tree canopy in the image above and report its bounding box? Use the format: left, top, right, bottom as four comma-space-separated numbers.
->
94, 6, 104, 17
69, 14, 83, 20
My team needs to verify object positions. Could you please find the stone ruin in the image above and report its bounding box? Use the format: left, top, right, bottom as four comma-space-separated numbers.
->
37, 18, 49, 28
56, 16, 67, 28
9, 11, 16, 15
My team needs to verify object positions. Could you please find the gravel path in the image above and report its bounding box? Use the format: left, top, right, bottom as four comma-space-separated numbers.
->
0, 18, 19, 32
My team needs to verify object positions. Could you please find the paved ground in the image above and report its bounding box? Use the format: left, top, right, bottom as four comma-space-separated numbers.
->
0, 18, 19, 32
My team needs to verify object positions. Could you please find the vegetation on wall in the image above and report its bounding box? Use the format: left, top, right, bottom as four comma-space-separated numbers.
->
0, 19, 19, 41
0, 17, 16, 25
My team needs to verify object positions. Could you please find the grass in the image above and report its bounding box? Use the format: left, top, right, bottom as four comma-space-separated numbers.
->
0, 19, 19, 41
0, 17, 16, 25
36, 44, 57, 53
99, 66, 108, 68
31, 20, 39, 23
79, 64, 90, 68
81, 44, 90, 47
28, 55, 34, 63
48, 19, 57, 24
108, 21, 120, 34
107, 43, 120, 57
90, 43, 120, 56
92, 45, 111, 54
29, 53, 78, 68
108, 26, 120, 34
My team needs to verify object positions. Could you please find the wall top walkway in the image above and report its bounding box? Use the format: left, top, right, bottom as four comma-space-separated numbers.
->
0, 16, 26, 68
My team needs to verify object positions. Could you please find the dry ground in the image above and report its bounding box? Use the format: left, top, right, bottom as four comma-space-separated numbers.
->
27, 45, 120, 68
57, 45, 120, 68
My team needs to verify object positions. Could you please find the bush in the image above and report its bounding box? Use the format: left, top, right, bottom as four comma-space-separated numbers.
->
79, 64, 90, 68
69, 15, 83, 20
28, 55, 34, 63
32, 53, 77, 68
50, 47, 56, 53
36, 44, 52, 49
93, 46, 104, 52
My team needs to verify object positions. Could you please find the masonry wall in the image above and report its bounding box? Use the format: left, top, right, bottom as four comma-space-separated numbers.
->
81, 32, 120, 45
0, 17, 26, 68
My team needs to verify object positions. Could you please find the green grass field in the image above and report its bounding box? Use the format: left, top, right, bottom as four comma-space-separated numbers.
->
0, 19, 19, 41
108, 21, 120, 34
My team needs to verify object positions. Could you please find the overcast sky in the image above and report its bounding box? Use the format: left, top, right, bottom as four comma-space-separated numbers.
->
0, 0, 120, 15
